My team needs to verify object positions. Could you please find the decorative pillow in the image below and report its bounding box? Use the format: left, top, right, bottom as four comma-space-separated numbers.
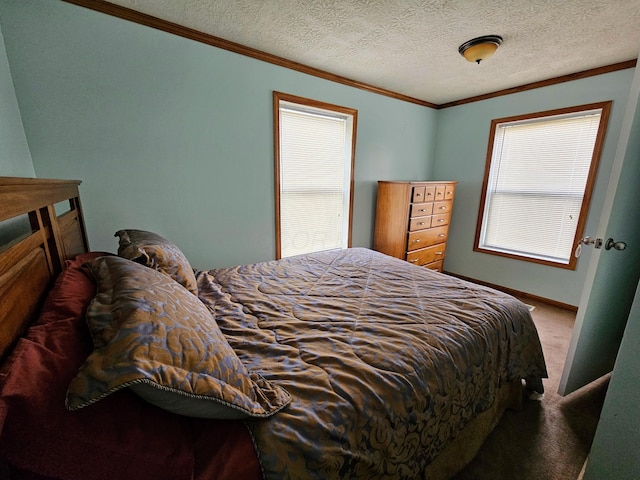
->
115, 229, 198, 295
66, 256, 291, 419
0, 252, 196, 480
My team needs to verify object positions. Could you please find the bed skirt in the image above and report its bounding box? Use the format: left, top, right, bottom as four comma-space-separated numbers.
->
422, 379, 523, 479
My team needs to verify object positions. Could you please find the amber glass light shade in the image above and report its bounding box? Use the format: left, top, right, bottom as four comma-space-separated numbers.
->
459, 35, 503, 64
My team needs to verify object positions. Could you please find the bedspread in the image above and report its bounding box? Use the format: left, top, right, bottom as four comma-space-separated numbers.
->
195, 248, 547, 480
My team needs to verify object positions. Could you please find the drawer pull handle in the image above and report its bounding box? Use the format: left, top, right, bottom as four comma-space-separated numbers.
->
438, 219, 444, 222
435, 251, 443, 255
416, 193, 423, 197
439, 206, 447, 210
413, 239, 421, 243
438, 234, 445, 237
409, 259, 418, 263
419, 209, 426, 212
427, 193, 433, 196
418, 222, 426, 225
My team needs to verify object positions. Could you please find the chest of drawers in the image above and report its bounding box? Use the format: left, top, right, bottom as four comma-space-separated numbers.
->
373, 180, 456, 271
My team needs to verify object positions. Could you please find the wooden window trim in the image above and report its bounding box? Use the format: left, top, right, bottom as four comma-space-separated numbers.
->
273, 91, 358, 259
473, 101, 612, 270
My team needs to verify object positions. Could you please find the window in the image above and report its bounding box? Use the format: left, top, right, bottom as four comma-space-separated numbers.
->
274, 92, 357, 259
475, 101, 611, 269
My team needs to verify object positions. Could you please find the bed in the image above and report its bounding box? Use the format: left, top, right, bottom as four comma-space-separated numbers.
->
0, 177, 547, 480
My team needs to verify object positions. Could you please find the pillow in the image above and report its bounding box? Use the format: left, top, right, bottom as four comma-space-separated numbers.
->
0, 252, 196, 480
115, 229, 198, 295
67, 255, 291, 419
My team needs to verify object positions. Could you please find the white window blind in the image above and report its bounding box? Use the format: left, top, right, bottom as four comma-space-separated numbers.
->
478, 109, 603, 264
278, 101, 354, 258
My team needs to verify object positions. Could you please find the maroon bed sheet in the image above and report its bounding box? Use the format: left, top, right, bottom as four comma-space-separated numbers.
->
0, 252, 260, 480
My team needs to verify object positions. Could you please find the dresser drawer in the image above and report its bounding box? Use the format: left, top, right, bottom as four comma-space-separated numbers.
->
423, 186, 436, 201
426, 260, 444, 272
406, 244, 446, 266
407, 225, 449, 251
433, 200, 453, 214
410, 203, 434, 217
430, 213, 450, 227
411, 186, 425, 203
409, 216, 431, 231
444, 184, 455, 200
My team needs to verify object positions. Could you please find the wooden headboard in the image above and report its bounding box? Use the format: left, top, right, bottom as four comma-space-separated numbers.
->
0, 177, 89, 360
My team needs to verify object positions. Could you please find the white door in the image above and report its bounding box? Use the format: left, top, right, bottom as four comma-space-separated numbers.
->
559, 60, 640, 395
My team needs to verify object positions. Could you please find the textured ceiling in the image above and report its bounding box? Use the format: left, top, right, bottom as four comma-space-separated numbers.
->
104, 0, 640, 105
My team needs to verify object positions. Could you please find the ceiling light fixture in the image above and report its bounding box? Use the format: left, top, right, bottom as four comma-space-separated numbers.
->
458, 35, 503, 64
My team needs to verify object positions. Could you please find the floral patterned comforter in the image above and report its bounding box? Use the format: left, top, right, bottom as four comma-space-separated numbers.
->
195, 248, 547, 480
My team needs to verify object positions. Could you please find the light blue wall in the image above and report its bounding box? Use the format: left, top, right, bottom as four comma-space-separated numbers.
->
433, 70, 634, 306
0, 0, 437, 268
0, 20, 33, 177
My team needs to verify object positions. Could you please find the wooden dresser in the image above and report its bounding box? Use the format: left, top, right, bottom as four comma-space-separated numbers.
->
373, 180, 456, 271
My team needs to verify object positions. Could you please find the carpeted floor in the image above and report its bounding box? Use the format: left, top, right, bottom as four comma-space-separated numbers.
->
451, 298, 610, 480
